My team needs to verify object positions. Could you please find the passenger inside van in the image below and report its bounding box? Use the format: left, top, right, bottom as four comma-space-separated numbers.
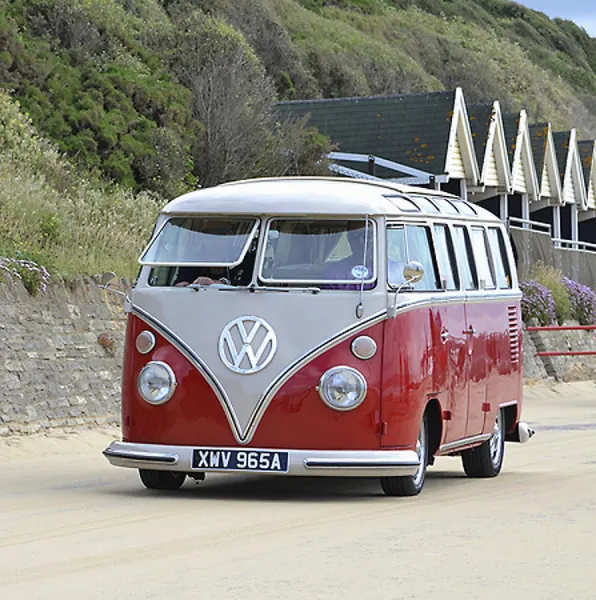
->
174, 266, 231, 287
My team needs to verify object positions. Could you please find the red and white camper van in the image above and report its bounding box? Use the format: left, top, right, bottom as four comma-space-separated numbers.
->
103, 177, 533, 496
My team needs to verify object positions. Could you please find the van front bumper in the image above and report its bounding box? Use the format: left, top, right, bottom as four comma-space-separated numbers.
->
103, 441, 420, 477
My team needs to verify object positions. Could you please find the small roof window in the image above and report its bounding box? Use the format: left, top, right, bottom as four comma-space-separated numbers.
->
455, 201, 477, 216
410, 196, 440, 214
385, 195, 421, 212
432, 198, 460, 215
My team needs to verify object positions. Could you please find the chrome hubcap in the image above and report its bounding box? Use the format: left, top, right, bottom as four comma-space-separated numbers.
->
489, 411, 503, 467
412, 421, 427, 487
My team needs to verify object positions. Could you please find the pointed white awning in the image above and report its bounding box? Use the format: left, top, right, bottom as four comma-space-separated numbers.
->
509, 110, 540, 201
444, 88, 481, 187
468, 101, 511, 193
529, 123, 563, 206
554, 129, 588, 209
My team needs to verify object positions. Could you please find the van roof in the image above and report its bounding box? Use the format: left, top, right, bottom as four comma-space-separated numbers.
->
161, 177, 502, 222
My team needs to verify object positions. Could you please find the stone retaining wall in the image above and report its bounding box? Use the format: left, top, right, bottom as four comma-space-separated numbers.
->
1, 279, 594, 437
525, 324, 596, 382
0, 278, 126, 436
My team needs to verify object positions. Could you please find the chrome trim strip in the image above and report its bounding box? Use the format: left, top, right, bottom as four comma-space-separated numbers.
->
303, 458, 419, 469
131, 306, 245, 444
103, 441, 420, 477
240, 309, 388, 444
103, 448, 179, 464
438, 433, 492, 454
387, 291, 521, 313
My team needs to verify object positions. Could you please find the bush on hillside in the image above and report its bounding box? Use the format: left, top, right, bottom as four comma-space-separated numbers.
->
0, 90, 161, 278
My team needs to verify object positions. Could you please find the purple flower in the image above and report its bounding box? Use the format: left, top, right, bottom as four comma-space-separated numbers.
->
562, 277, 596, 325
0, 257, 50, 295
520, 279, 556, 325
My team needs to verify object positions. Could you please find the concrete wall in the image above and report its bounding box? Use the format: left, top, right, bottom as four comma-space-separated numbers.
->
1, 278, 594, 437
511, 227, 596, 289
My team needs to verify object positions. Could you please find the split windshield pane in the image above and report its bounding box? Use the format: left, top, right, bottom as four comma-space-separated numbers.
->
140, 217, 258, 266
260, 219, 376, 286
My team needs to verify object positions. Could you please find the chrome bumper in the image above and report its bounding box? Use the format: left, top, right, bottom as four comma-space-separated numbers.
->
103, 441, 420, 477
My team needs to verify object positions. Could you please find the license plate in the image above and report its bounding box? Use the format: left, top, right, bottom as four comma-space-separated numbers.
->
192, 448, 289, 472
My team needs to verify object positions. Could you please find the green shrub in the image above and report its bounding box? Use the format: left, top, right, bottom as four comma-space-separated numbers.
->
528, 262, 572, 324
0, 257, 50, 296
0, 90, 161, 279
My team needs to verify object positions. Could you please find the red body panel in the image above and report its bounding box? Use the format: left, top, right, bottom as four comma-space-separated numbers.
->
123, 315, 383, 450
121, 298, 522, 453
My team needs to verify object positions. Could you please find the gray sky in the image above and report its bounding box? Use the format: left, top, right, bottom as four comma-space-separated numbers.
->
520, 1, 596, 36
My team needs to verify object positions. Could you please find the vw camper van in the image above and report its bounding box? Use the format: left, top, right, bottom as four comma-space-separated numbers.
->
103, 177, 533, 496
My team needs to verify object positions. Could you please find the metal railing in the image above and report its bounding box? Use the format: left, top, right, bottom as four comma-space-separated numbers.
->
551, 238, 596, 254
507, 217, 552, 234
528, 324, 596, 357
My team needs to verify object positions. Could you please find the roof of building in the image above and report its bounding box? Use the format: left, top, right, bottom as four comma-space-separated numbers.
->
161, 177, 500, 222
578, 140, 594, 183
276, 91, 457, 177
529, 123, 550, 172
467, 104, 493, 159
500, 113, 520, 165
552, 131, 571, 181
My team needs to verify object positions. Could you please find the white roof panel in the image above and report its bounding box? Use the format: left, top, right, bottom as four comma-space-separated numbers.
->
161, 177, 501, 222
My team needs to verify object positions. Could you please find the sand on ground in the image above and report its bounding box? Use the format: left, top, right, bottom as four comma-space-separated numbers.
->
1, 381, 595, 600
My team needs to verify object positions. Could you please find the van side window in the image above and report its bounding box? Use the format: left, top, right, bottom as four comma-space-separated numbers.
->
487, 227, 512, 289
470, 227, 495, 289
433, 224, 459, 290
452, 225, 477, 290
387, 225, 439, 290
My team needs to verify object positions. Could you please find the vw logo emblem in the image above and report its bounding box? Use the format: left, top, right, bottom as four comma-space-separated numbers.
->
218, 316, 278, 375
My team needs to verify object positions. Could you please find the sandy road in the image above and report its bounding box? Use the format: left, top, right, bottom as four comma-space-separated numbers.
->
1, 381, 595, 600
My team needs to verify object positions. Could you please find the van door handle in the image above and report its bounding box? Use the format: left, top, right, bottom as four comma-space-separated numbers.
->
440, 328, 450, 343
463, 325, 477, 335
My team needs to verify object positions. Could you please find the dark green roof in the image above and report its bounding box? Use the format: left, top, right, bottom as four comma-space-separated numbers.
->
501, 113, 521, 165
467, 104, 493, 163
528, 123, 550, 173
276, 91, 457, 177
552, 131, 571, 181
578, 141, 594, 183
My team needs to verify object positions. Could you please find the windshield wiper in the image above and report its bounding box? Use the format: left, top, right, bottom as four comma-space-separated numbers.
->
216, 284, 321, 294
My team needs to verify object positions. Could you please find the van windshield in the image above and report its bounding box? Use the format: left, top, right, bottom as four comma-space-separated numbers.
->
260, 219, 375, 287
140, 217, 258, 266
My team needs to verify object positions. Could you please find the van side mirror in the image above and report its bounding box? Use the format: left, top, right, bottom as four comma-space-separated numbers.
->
403, 261, 424, 284
388, 261, 425, 319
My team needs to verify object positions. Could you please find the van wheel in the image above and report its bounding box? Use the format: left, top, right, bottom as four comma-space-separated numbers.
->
139, 469, 186, 490
461, 408, 505, 478
381, 415, 428, 497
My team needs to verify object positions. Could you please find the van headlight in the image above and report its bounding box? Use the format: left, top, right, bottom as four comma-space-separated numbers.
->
138, 361, 177, 405
318, 366, 367, 411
